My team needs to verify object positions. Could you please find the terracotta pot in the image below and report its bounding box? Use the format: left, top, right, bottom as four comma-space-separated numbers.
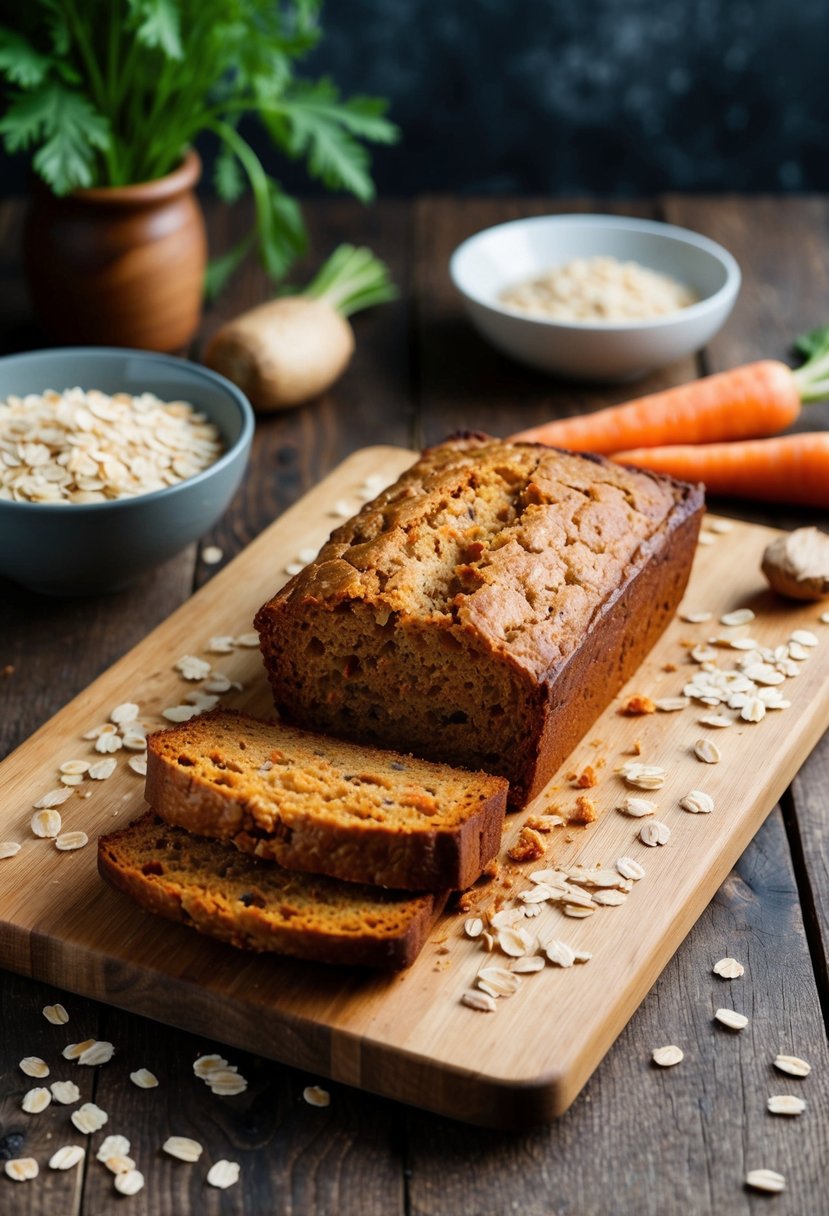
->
24, 150, 207, 352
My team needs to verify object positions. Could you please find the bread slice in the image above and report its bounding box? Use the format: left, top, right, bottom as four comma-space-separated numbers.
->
98, 812, 445, 969
146, 710, 507, 891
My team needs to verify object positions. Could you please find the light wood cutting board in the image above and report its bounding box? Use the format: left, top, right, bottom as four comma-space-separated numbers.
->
2, 446, 828, 1128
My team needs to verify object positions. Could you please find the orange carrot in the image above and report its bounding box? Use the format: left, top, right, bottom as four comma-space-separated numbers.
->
509, 361, 801, 452
611, 434, 829, 508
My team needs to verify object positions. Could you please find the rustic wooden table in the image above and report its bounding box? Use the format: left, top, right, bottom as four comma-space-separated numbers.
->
1, 196, 829, 1215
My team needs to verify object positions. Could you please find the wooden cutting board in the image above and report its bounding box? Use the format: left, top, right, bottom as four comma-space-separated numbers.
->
2, 446, 828, 1129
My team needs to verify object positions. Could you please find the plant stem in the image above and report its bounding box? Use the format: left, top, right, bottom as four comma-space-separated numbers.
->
305, 245, 397, 316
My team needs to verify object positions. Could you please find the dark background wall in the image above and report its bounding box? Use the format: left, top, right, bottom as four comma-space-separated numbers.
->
1, 0, 828, 196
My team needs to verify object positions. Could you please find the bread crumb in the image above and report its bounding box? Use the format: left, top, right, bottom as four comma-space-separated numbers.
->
481, 859, 500, 881
574, 765, 597, 789
507, 827, 546, 863
662, 662, 678, 673
629, 739, 644, 756
525, 815, 555, 832
620, 694, 656, 716
569, 795, 598, 824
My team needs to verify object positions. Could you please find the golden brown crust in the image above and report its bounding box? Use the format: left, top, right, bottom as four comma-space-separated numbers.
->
146, 710, 507, 891
98, 812, 445, 969
255, 440, 704, 805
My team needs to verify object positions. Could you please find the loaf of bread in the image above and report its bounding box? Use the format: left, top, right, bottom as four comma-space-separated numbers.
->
146, 710, 507, 891
255, 439, 704, 805
98, 812, 445, 969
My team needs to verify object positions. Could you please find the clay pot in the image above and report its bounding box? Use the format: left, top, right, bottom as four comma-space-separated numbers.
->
24, 150, 207, 352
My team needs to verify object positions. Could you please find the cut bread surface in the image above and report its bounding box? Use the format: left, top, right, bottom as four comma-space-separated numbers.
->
146, 710, 507, 891
98, 812, 445, 969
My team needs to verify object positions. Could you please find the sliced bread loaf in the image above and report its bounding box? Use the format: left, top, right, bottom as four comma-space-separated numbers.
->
146, 710, 507, 891
98, 812, 445, 969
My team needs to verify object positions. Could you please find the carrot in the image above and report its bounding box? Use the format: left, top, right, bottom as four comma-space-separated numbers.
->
611, 434, 829, 508
509, 361, 801, 451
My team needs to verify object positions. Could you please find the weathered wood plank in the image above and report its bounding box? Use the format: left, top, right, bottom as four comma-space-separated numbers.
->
413, 196, 700, 448
405, 811, 829, 1216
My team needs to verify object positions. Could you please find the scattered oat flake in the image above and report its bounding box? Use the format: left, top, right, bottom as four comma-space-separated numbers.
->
791, 629, 818, 647
207, 635, 235, 654
162, 704, 199, 723
618, 762, 667, 790
130, 1068, 158, 1088
49, 1145, 85, 1170
461, 989, 497, 1012
680, 789, 714, 815
619, 795, 656, 818
497, 925, 535, 957
774, 1054, 810, 1078
545, 939, 576, 967
697, 532, 716, 545
331, 499, 353, 518
163, 1135, 203, 1162
89, 757, 117, 780
19, 1056, 49, 1078
22, 1086, 51, 1113
33, 787, 72, 809
77, 1039, 114, 1065
720, 608, 755, 627
51, 1080, 80, 1105
56, 831, 89, 852
63, 1039, 96, 1060
110, 702, 139, 726
285, 561, 304, 576
708, 519, 734, 533
714, 1007, 748, 1031
768, 1094, 806, 1116
31, 809, 62, 839
616, 856, 645, 881
655, 697, 690, 712
175, 655, 212, 680
713, 957, 744, 979
639, 820, 670, 847
207, 1069, 248, 1095
207, 1160, 241, 1189
71, 1101, 108, 1133
43, 1002, 69, 1024
652, 1045, 684, 1067
745, 1169, 785, 1194
104, 1154, 136, 1175
464, 917, 484, 938
478, 966, 521, 997
5, 1158, 38, 1182
0, 841, 21, 858
235, 632, 260, 648
510, 955, 545, 973
820, 612, 829, 624
94, 732, 122, 754
740, 697, 766, 723
59, 760, 90, 776
128, 755, 148, 776
699, 714, 732, 728
97, 1135, 130, 1162
202, 545, 223, 565
592, 889, 627, 906
115, 1170, 145, 1196
694, 738, 721, 764
193, 1054, 227, 1077
680, 610, 713, 623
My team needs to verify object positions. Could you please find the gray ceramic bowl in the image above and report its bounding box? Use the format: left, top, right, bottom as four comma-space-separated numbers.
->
0, 348, 254, 595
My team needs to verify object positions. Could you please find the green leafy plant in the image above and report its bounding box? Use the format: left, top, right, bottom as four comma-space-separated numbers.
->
0, 1, 398, 294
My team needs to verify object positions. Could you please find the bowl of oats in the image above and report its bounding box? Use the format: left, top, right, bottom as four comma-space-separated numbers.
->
449, 214, 740, 381
0, 348, 254, 595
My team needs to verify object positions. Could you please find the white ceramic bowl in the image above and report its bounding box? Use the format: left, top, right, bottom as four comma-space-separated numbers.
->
449, 214, 741, 382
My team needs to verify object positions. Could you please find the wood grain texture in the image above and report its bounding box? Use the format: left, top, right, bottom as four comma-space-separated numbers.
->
1, 445, 827, 1129
405, 810, 829, 1216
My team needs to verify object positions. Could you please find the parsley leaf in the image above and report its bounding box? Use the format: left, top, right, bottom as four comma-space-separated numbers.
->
0, 82, 110, 193
0, 28, 51, 88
